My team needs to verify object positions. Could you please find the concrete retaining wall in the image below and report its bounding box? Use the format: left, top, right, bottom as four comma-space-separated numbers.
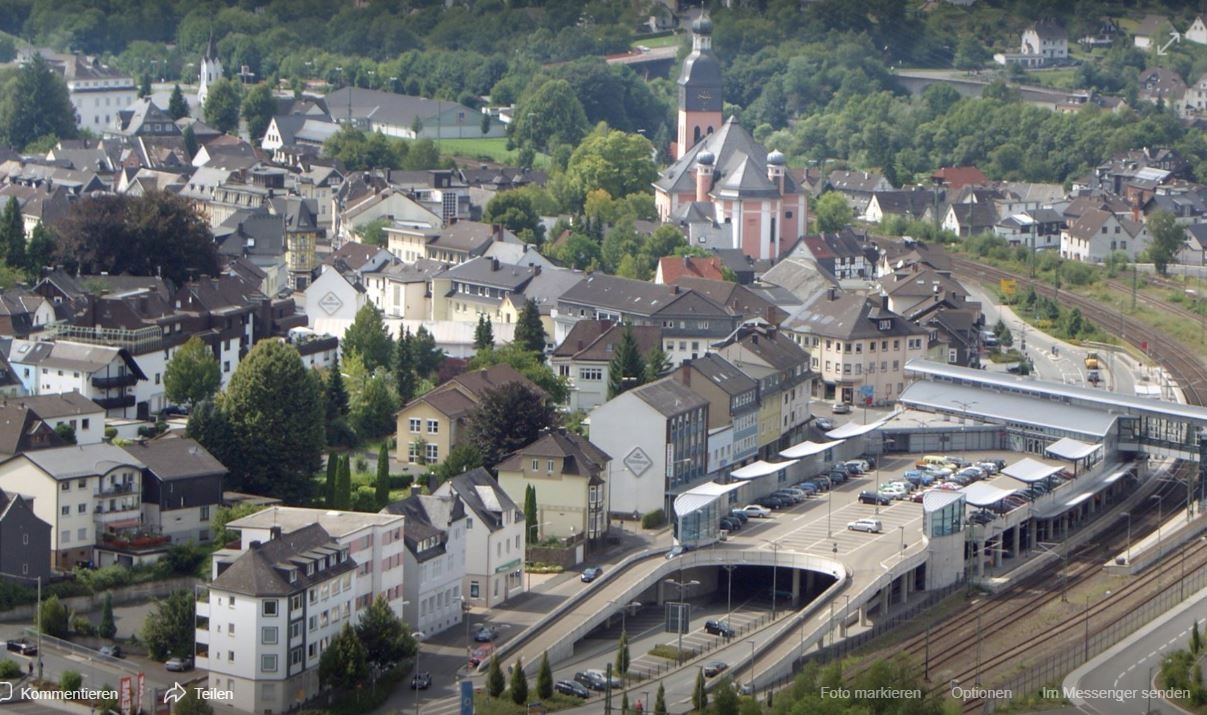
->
0, 576, 197, 623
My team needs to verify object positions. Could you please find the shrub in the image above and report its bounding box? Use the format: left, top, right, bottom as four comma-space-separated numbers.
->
641, 509, 667, 529
157, 544, 207, 577
104, 427, 118, 441
60, 671, 82, 691
0, 659, 21, 678
72, 614, 96, 636
355, 457, 368, 472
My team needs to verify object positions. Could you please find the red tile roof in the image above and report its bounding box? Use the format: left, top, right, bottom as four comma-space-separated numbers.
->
658, 255, 726, 284
931, 166, 989, 191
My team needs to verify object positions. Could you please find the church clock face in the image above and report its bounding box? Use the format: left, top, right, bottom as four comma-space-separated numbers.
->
696, 90, 712, 103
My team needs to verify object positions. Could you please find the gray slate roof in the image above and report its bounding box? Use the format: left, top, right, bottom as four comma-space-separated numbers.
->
20, 443, 145, 480
631, 377, 709, 417
211, 523, 351, 597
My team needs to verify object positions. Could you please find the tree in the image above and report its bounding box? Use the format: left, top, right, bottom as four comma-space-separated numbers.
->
394, 328, 418, 405
326, 452, 339, 506
513, 298, 547, 357
187, 398, 237, 471
25, 222, 56, 278
351, 371, 399, 439
182, 124, 199, 160
141, 590, 194, 660
0, 53, 77, 150
168, 84, 190, 120
487, 654, 506, 697
55, 191, 219, 287
513, 79, 588, 153
326, 353, 350, 421
336, 455, 352, 510
484, 192, 544, 244
174, 687, 214, 715
561, 125, 658, 210
1192, 622, 1202, 655
319, 623, 369, 691
1147, 209, 1184, 275
481, 112, 492, 136
164, 336, 221, 407
654, 683, 667, 715
241, 83, 276, 142
537, 652, 553, 699
953, 35, 990, 71
98, 593, 116, 640
218, 340, 324, 503
375, 444, 390, 508
615, 631, 630, 675
0, 196, 24, 269
343, 304, 394, 372
713, 678, 739, 715
644, 346, 671, 383
621, 692, 630, 714
608, 323, 645, 398
466, 382, 557, 468
523, 484, 538, 541
40, 595, 70, 639
203, 78, 242, 135
411, 325, 444, 378
814, 192, 853, 233
54, 423, 77, 445
432, 442, 483, 483
509, 657, 528, 705
474, 315, 495, 351
355, 595, 417, 669
467, 342, 568, 404
692, 668, 708, 711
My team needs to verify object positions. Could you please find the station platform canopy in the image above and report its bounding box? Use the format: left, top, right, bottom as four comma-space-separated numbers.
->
824, 411, 901, 440
1045, 438, 1101, 461
923, 489, 964, 512
1001, 458, 1063, 483
779, 439, 843, 459
1031, 463, 1133, 519
730, 459, 798, 480
673, 480, 745, 518
961, 481, 1019, 507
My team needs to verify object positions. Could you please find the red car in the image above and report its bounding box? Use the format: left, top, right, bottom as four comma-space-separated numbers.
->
469, 643, 493, 667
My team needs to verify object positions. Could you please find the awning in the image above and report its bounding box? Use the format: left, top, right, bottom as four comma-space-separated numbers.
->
1001, 458, 1063, 483
730, 459, 798, 480
673, 481, 744, 517
1045, 438, 1101, 461
1103, 467, 1132, 484
824, 411, 901, 439
961, 481, 1019, 507
779, 439, 843, 459
100, 518, 141, 530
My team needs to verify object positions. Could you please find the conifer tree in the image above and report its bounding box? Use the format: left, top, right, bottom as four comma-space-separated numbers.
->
654, 683, 667, 715
513, 298, 546, 357
536, 652, 553, 699
325, 453, 338, 506
336, 455, 352, 509
474, 314, 495, 350
486, 654, 505, 697
375, 443, 390, 508
608, 323, 645, 398
168, 84, 189, 119
395, 328, 417, 404
509, 657, 528, 705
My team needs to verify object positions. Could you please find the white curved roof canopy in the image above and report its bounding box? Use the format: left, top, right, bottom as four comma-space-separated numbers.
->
730, 459, 798, 480
1045, 437, 1101, 461
1001, 458, 1063, 482
779, 439, 843, 459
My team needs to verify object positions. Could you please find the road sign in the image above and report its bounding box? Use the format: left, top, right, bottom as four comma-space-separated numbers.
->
859, 384, 874, 398
665, 601, 690, 633
999, 278, 1016, 296
460, 680, 474, 715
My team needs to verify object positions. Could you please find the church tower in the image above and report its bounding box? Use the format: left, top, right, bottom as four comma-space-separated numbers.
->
676, 14, 723, 160
197, 33, 224, 106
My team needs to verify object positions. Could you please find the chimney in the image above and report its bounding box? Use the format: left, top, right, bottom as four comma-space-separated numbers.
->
533, 265, 541, 276
249, 540, 262, 549
765, 305, 775, 322
672, 285, 681, 294
491, 257, 500, 271
828, 287, 838, 301
270, 526, 282, 540
679, 362, 691, 386
881, 293, 889, 310
492, 223, 504, 241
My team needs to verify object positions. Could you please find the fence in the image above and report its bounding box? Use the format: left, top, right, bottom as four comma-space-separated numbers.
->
984, 563, 1207, 711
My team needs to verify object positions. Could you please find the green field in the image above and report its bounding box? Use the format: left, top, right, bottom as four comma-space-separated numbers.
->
632, 33, 682, 49
433, 136, 550, 169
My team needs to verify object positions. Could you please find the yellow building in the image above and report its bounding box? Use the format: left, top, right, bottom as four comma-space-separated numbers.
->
394, 364, 545, 466
496, 429, 611, 542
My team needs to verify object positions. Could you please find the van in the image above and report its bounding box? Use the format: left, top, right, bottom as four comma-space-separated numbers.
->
1085, 353, 1100, 370
916, 455, 948, 468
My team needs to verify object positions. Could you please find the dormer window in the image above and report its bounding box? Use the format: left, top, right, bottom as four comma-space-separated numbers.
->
306, 562, 315, 576
289, 570, 298, 583
878, 320, 891, 331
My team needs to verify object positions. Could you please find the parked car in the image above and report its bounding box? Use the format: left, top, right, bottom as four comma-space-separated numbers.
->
468, 644, 494, 667
474, 625, 499, 642
1002, 495, 1029, 509
6, 638, 36, 655
845, 459, 869, 472
813, 476, 832, 491
957, 467, 985, 480
585, 669, 623, 689
555, 680, 591, 699
757, 495, 787, 509
99, 645, 124, 658
728, 509, 750, 524
848, 518, 883, 533
772, 490, 801, 504
831, 402, 852, 414
580, 567, 603, 583
827, 470, 848, 484
903, 471, 934, 487
976, 462, 1000, 475
945, 456, 970, 468
410, 672, 432, 689
858, 491, 892, 505
949, 474, 973, 487
705, 620, 736, 638
797, 482, 818, 496
165, 656, 194, 672
814, 417, 835, 431
719, 516, 741, 531
703, 661, 729, 677
909, 490, 928, 503
780, 487, 808, 500
574, 671, 607, 691
742, 505, 771, 518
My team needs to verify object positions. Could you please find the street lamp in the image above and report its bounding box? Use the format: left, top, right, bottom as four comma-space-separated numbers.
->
760, 539, 780, 619
608, 599, 642, 635
721, 564, 737, 630
664, 578, 699, 664
899, 525, 906, 555
412, 630, 425, 715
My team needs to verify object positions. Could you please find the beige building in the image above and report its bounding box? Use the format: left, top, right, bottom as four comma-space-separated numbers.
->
496, 429, 611, 543
394, 364, 544, 466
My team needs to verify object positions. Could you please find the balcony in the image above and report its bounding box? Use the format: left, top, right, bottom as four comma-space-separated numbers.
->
94, 394, 135, 410
96, 482, 136, 496
91, 374, 139, 389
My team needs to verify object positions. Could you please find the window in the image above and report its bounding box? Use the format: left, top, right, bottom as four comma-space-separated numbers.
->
77, 527, 86, 541
425, 443, 439, 462
531, 458, 539, 471
263, 600, 278, 617
261, 654, 277, 673
228, 651, 235, 663
78, 503, 87, 513
200, 505, 210, 521
61, 530, 70, 544
82, 419, 90, 430
426, 419, 439, 434
547, 459, 554, 473
579, 367, 602, 381
308, 615, 317, 632
228, 623, 235, 635
61, 506, 70, 516
290, 594, 302, 611
224, 361, 230, 372
78, 479, 86, 489
262, 626, 278, 644
228, 596, 236, 608
61, 482, 69, 491
409, 418, 421, 433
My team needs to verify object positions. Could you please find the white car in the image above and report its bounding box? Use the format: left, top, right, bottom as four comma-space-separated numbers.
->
848, 518, 883, 533
845, 459, 870, 472
976, 462, 1000, 475
742, 504, 771, 518
879, 485, 908, 500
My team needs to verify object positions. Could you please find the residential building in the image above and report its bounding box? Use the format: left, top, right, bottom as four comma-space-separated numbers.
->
0, 443, 145, 571
712, 321, 814, 456
62, 55, 137, 131
1000, 19, 1068, 66
380, 491, 467, 637
782, 290, 928, 405
824, 170, 894, 215
323, 87, 504, 140
431, 257, 540, 323
198, 524, 355, 714
930, 166, 989, 192
994, 207, 1066, 251
496, 429, 610, 543
7, 341, 147, 417
304, 267, 367, 332
0, 404, 65, 458
942, 201, 999, 237
589, 378, 709, 516
1138, 67, 1187, 106
550, 320, 664, 412
1134, 14, 1171, 50
0, 289, 56, 337
362, 258, 447, 319
669, 355, 758, 476
655, 255, 726, 285
434, 468, 526, 607
124, 437, 225, 546
796, 230, 876, 279
394, 365, 544, 467
1060, 207, 1150, 262
1187, 16, 1207, 45
0, 489, 51, 583
14, 394, 105, 446
863, 189, 935, 225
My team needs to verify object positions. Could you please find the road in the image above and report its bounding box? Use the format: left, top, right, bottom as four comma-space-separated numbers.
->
1064, 586, 1207, 715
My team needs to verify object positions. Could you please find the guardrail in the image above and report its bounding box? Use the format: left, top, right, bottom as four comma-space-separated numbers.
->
21, 628, 142, 676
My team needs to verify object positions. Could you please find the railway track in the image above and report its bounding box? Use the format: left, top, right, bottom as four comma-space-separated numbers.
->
947, 255, 1207, 406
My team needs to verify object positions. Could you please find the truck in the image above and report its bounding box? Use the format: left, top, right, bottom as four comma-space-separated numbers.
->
1085, 352, 1100, 370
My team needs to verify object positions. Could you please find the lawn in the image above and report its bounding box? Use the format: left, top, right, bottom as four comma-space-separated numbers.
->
632, 33, 681, 49
1023, 67, 1080, 90
473, 692, 589, 714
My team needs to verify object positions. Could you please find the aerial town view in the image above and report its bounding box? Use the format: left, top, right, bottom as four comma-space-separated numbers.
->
0, 1, 1206, 714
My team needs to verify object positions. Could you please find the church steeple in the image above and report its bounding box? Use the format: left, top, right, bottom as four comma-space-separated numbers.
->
197, 31, 224, 106
676, 13, 723, 160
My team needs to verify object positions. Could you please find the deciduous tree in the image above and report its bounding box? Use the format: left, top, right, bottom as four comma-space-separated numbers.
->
141, 590, 194, 660
814, 192, 853, 233
240, 83, 276, 142
561, 125, 657, 211
354, 595, 417, 669
466, 383, 557, 469
1147, 209, 1184, 276
467, 342, 567, 404
318, 623, 368, 692
484, 192, 544, 244
343, 304, 394, 372
0, 53, 77, 150
203, 78, 242, 135
512, 79, 588, 153
164, 336, 221, 407
350, 370, 399, 439
40, 595, 70, 639
174, 688, 214, 715
25, 223, 56, 278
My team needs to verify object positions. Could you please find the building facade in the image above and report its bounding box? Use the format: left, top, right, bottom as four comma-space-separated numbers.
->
496, 429, 611, 543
